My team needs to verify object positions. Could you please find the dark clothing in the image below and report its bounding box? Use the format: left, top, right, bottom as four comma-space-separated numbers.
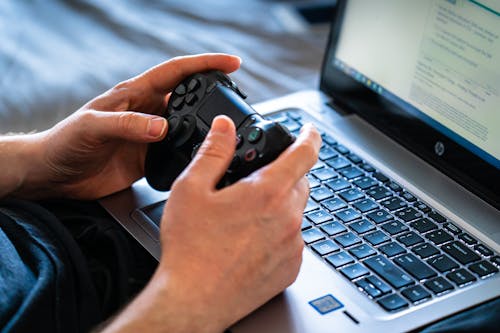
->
0, 199, 156, 333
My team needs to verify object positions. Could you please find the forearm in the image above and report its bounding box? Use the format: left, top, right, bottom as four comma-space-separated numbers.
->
100, 269, 224, 333
0, 133, 47, 199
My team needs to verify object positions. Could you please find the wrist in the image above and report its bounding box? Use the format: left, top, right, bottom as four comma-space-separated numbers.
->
0, 133, 47, 199
101, 267, 226, 333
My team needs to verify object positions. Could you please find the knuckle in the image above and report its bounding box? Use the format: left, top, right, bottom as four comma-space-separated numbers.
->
117, 112, 138, 132
196, 138, 228, 161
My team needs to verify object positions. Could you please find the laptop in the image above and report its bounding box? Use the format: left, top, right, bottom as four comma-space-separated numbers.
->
100, 0, 500, 332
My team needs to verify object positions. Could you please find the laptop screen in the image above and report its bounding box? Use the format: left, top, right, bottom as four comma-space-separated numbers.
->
321, 0, 499, 208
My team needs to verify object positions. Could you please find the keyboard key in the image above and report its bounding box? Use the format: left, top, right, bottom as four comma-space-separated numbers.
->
302, 228, 325, 244
338, 188, 364, 202
322, 133, 337, 146
340, 263, 370, 280
306, 174, 320, 188
373, 172, 389, 183
320, 221, 347, 236
321, 198, 347, 212
364, 255, 414, 289
311, 186, 335, 201
492, 256, 500, 266
397, 232, 424, 247
367, 186, 392, 200
412, 243, 439, 259
426, 229, 454, 245
326, 156, 350, 170
367, 209, 393, 224
304, 199, 319, 213
378, 293, 409, 311
446, 269, 476, 286
356, 278, 382, 298
410, 218, 437, 233
474, 244, 494, 257
301, 218, 312, 230
386, 181, 402, 192
319, 146, 338, 160
306, 209, 333, 225
401, 192, 417, 202
366, 275, 392, 294
444, 223, 462, 235
326, 251, 355, 268
339, 166, 364, 179
335, 232, 362, 248
353, 176, 378, 190
364, 230, 390, 246
381, 197, 407, 211
414, 201, 431, 213
379, 242, 406, 257
282, 119, 300, 132
334, 144, 350, 155
352, 198, 378, 213
360, 163, 376, 173
312, 239, 340, 256
424, 277, 454, 295
335, 208, 361, 223
468, 261, 499, 277
311, 167, 338, 181
311, 160, 326, 170
427, 254, 459, 273
381, 220, 409, 235
349, 243, 376, 259
349, 219, 375, 234
346, 153, 363, 164
394, 253, 437, 280
325, 178, 351, 191
286, 110, 302, 120
458, 232, 478, 245
395, 207, 422, 222
401, 285, 431, 303
266, 112, 288, 122
442, 241, 481, 265
428, 211, 446, 223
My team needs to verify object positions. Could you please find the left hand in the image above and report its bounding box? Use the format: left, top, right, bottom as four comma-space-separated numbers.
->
16, 53, 241, 199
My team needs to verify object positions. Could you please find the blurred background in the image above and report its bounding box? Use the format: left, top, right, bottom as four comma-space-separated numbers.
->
0, 0, 334, 133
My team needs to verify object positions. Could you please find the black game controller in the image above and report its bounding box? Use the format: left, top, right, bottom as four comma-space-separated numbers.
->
145, 70, 295, 191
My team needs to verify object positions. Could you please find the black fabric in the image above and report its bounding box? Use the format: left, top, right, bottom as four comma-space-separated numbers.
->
0, 199, 156, 333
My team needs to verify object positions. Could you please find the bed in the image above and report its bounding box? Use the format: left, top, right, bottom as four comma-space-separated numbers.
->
0, 0, 327, 133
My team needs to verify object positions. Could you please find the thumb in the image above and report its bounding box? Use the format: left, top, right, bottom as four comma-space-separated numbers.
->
183, 115, 236, 189
86, 110, 168, 142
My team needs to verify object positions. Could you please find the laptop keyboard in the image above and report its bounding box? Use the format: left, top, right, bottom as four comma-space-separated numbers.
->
139, 108, 499, 313
266, 109, 499, 313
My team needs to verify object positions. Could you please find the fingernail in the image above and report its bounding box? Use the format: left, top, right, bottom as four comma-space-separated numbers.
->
148, 117, 167, 137
211, 116, 230, 134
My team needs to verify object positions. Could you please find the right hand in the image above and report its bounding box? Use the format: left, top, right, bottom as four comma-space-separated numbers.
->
157, 115, 321, 332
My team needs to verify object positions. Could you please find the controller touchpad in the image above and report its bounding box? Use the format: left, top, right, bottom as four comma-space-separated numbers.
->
198, 86, 254, 128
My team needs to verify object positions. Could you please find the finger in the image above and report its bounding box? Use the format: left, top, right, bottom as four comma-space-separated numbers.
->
180, 115, 236, 190
260, 123, 321, 189
81, 110, 168, 143
136, 53, 241, 94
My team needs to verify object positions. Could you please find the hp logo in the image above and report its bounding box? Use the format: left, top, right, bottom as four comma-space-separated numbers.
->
434, 141, 445, 156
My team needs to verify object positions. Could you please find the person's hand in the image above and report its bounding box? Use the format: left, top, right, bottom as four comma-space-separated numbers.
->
102, 116, 321, 333
12, 54, 241, 199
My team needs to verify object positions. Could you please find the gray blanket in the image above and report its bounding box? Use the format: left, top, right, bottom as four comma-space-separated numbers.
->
0, 0, 326, 133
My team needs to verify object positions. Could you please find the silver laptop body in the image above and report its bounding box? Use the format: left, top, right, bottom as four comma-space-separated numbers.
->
100, 1, 500, 332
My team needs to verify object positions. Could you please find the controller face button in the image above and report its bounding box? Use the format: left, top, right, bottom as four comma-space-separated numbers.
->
244, 148, 257, 162
174, 83, 187, 96
187, 78, 201, 92
185, 93, 198, 106
247, 127, 262, 143
206, 82, 217, 93
172, 96, 185, 110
